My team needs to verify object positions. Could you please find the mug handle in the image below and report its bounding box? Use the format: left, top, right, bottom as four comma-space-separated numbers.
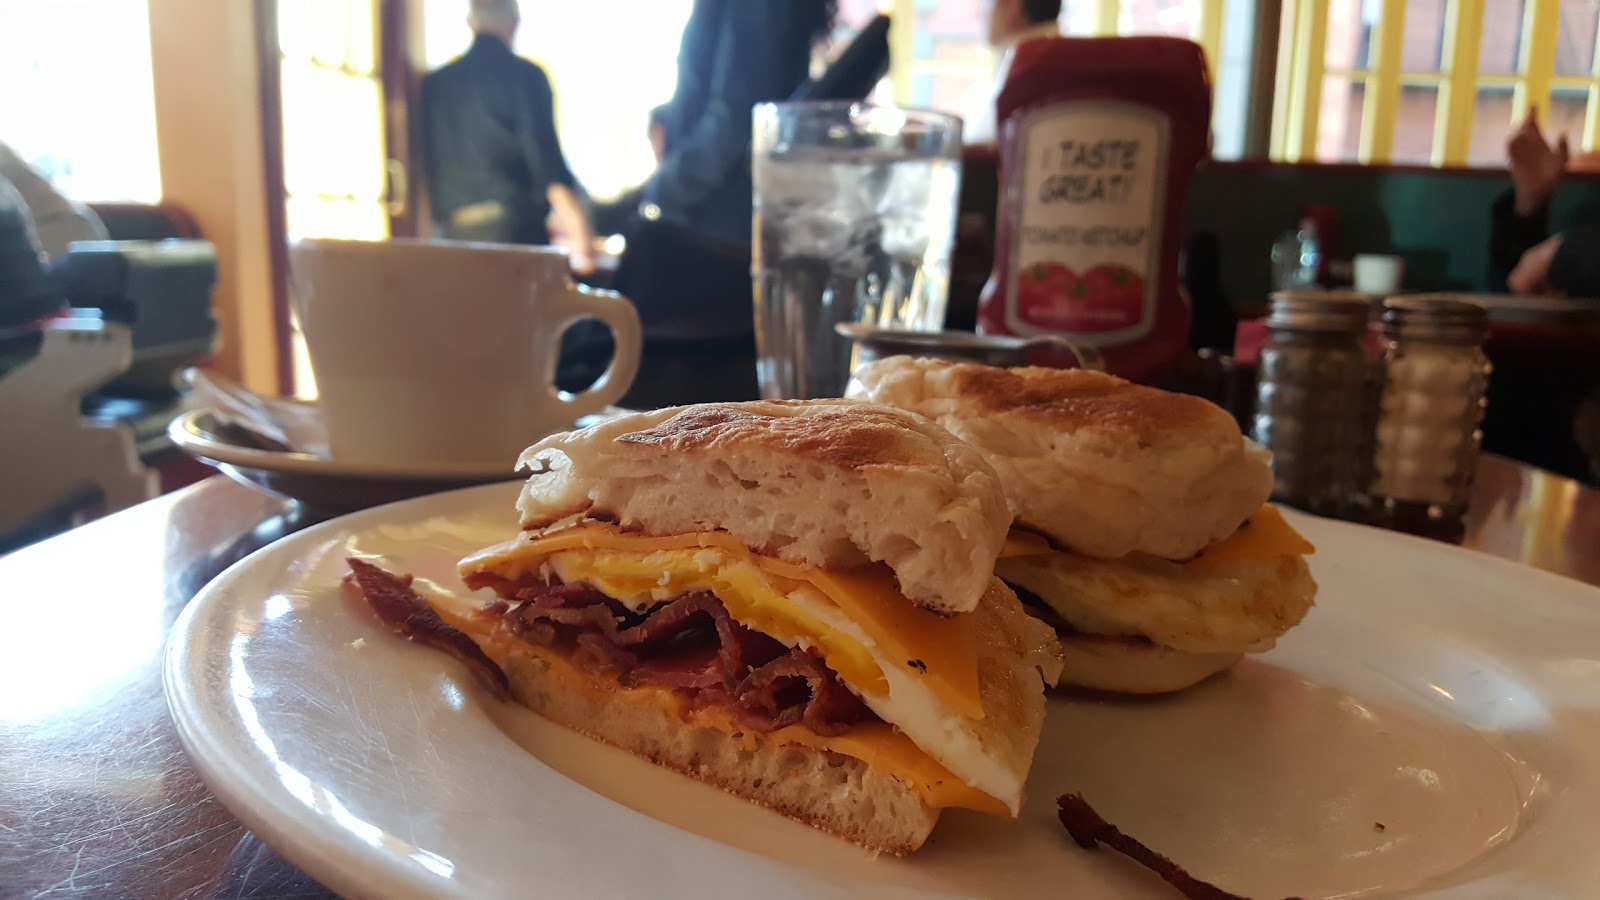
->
547, 281, 643, 420
1020, 334, 1105, 372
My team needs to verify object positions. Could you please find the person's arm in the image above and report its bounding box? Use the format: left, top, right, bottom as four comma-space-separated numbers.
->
523, 66, 594, 272
1493, 109, 1568, 290
1489, 187, 1551, 291
646, 4, 806, 214
524, 66, 578, 193
1507, 225, 1600, 297
419, 75, 449, 221
1548, 224, 1600, 297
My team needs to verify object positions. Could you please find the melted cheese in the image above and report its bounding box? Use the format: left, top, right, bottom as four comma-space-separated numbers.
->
446, 610, 1008, 816
550, 549, 890, 701
476, 523, 984, 722
997, 504, 1315, 570
1187, 505, 1316, 570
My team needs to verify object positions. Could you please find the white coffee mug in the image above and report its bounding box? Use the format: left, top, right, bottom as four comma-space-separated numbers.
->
289, 238, 642, 469
1353, 253, 1405, 296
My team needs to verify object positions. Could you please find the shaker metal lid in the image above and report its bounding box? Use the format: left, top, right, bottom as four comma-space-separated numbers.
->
1265, 290, 1372, 333
1453, 293, 1600, 326
1381, 294, 1490, 342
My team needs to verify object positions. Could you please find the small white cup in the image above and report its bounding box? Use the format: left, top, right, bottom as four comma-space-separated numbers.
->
1353, 254, 1405, 296
289, 238, 641, 470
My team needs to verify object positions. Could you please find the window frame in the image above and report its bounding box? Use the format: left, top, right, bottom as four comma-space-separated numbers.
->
1273, 0, 1600, 167
882, 0, 1241, 153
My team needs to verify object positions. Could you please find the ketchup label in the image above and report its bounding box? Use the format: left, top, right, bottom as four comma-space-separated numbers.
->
1003, 101, 1169, 345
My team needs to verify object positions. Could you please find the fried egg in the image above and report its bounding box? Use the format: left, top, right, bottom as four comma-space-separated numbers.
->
461, 522, 1061, 815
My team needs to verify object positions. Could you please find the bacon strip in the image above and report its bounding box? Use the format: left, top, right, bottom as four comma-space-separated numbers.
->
1057, 793, 1303, 900
621, 639, 726, 690
738, 649, 874, 737
352, 561, 873, 735
489, 577, 873, 735
347, 558, 510, 699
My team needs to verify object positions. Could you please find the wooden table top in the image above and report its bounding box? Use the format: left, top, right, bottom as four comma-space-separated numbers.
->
2, 457, 1597, 898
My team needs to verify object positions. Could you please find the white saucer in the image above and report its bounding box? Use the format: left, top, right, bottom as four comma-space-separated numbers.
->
168, 409, 519, 513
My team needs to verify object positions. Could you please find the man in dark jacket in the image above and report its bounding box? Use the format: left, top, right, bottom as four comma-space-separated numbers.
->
640, 0, 832, 246
422, 0, 593, 271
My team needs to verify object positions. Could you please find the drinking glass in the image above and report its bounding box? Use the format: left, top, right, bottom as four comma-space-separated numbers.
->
751, 102, 962, 399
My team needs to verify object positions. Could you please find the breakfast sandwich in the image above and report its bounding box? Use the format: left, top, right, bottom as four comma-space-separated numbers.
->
349, 400, 1062, 855
848, 358, 1316, 695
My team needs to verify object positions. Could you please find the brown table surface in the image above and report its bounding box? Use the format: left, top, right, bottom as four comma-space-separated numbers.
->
3, 457, 1598, 898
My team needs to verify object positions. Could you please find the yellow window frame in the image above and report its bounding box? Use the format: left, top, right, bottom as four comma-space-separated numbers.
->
1275, 0, 1600, 166
885, 0, 1230, 111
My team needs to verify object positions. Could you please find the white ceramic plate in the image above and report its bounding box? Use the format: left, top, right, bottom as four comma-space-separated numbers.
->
164, 484, 1600, 899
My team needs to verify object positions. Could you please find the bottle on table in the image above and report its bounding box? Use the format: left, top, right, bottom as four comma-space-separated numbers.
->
976, 36, 1211, 384
1251, 291, 1376, 519
1369, 295, 1492, 541
1270, 217, 1323, 291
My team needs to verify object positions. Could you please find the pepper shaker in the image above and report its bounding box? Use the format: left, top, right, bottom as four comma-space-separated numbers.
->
1370, 295, 1491, 539
1251, 291, 1375, 517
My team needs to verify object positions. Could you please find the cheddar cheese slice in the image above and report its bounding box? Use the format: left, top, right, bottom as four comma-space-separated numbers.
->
461, 523, 985, 721
1188, 504, 1316, 570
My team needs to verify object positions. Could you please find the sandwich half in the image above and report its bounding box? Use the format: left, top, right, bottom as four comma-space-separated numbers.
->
849, 358, 1317, 695
353, 400, 1062, 855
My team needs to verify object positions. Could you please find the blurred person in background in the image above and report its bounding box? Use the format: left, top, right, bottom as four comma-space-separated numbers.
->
962, 0, 1061, 145
422, 0, 594, 272
591, 105, 671, 238
0, 141, 103, 333
637, 0, 836, 247
0, 140, 107, 261
0, 174, 57, 334
1486, 110, 1600, 485
646, 103, 669, 166
1491, 108, 1600, 298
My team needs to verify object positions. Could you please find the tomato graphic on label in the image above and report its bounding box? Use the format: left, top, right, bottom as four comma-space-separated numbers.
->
1071, 264, 1145, 331
1014, 261, 1146, 332
1015, 261, 1079, 329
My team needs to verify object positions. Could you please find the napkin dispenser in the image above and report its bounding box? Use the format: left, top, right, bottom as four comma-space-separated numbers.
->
50, 239, 218, 397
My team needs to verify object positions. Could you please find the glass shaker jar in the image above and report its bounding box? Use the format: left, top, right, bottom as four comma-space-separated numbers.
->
1370, 295, 1491, 539
1251, 291, 1374, 517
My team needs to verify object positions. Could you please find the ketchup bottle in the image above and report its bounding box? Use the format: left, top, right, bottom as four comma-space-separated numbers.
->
977, 37, 1212, 383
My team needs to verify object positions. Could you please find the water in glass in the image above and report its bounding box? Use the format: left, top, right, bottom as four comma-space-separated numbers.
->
753, 146, 960, 399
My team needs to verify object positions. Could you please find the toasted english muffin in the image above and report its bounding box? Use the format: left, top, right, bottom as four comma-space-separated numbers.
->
1054, 633, 1244, 695
847, 358, 1273, 561
511, 400, 1011, 615
464, 611, 943, 854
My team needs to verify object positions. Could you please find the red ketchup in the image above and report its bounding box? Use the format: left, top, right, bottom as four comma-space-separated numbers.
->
977, 37, 1212, 383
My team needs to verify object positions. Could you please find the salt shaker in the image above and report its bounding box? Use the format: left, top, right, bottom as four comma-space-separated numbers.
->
1370, 295, 1491, 538
1251, 291, 1374, 517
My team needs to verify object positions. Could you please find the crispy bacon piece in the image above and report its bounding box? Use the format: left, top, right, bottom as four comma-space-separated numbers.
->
738, 649, 874, 737
347, 558, 510, 699
570, 629, 641, 675
621, 638, 726, 690
489, 577, 873, 734
1057, 793, 1303, 900
352, 560, 873, 735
